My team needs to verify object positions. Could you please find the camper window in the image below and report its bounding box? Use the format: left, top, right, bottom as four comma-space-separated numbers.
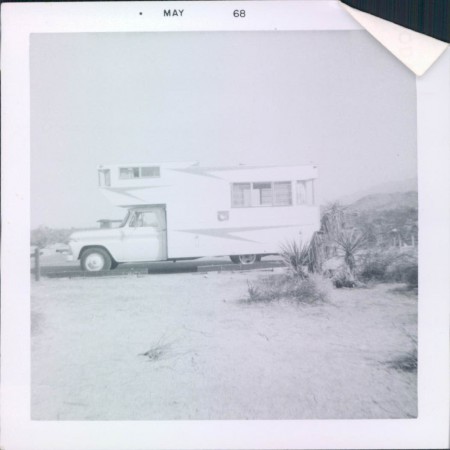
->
231, 183, 251, 207
141, 166, 160, 177
252, 182, 272, 206
274, 181, 292, 205
231, 181, 293, 207
119, 166, 160, 179
120, 167, 140, 179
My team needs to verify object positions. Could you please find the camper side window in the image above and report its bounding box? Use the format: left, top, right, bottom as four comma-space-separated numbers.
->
231, 181, 293, 207
120, 167, 140, 179
274, 182, 292, 206
119, 166, 160, 179
231, 183, 251, 207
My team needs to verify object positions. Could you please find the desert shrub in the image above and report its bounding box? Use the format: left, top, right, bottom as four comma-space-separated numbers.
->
244, 273, 331, 304
289, 274, 332, 303
384, 250, 418, 289
359, 251, 392, 282
359, 260, 387, 281
31, 226, 78, 248
246, 280, 268, 303
332, 267, 358, 288
385, 253, 417, 281
404, 265, 418, 288
359, 248, 418, 288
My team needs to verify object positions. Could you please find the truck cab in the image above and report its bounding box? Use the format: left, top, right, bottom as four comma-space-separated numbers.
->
68, 206, 167, 271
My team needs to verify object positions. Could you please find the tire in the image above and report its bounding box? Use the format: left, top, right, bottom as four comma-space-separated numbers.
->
80, 248, 112, 272
229, 254, 261, 265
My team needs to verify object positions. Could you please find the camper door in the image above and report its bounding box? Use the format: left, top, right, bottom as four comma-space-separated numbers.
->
121, 208, 167, 262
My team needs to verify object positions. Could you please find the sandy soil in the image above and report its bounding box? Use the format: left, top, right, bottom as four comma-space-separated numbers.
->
31, 269, 417, 420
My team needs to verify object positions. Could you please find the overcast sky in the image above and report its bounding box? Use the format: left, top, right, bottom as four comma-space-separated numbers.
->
30, 31, 416, 228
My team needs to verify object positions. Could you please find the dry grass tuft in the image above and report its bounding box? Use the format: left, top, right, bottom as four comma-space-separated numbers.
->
139, 336, 174, 362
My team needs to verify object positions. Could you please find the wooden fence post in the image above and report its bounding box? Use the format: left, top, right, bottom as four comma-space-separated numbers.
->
34, 247, 41, 281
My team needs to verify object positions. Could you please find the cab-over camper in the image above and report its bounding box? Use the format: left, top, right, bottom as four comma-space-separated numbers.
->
68, 162, 320, 271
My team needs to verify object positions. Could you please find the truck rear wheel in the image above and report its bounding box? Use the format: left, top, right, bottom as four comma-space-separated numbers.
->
229, 254, 261, 265
81, 248, 112, 272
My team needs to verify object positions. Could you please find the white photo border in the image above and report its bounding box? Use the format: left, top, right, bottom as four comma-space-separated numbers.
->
1, 1, 449, 449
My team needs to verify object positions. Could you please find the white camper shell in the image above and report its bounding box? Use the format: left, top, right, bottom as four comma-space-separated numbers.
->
69, 162, 320, 271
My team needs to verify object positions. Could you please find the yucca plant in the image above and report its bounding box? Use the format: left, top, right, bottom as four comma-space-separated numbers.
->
334, 228, 369, 275
280, 240, 310, 278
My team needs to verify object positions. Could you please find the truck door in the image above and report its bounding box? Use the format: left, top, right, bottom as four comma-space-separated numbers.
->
121, 207, 167, 262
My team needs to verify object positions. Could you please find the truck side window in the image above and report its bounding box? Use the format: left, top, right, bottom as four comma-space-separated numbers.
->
128, 213, 138, 227
141, 211, 158, 227
131, 211, 159, 228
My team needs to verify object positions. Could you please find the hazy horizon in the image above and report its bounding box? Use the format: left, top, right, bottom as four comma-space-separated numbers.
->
31, 31, 417, 228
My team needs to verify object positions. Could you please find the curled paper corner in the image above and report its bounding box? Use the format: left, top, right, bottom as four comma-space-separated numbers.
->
340, 2, 449, 76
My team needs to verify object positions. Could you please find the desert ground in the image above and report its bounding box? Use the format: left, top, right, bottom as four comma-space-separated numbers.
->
31, 266, 417, 420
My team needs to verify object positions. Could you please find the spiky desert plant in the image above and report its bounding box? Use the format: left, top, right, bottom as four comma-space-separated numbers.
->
280, 240, 310, 278
334, 228, 369, 275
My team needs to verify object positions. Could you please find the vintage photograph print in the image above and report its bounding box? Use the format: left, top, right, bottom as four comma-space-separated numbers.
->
30, 30, 418, 420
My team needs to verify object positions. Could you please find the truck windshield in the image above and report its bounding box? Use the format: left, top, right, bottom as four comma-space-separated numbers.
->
119, 211, 131, 228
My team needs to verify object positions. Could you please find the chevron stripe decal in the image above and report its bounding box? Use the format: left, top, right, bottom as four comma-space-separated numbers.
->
176, 225, 299, 243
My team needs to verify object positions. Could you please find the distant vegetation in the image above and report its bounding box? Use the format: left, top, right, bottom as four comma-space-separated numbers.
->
245, 190, 418, 303
347, 192, 418, 248
313, 191, 418, 289
30, 226, 79, 248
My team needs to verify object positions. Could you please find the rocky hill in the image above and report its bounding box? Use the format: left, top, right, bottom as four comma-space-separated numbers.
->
350, 191, 418, 212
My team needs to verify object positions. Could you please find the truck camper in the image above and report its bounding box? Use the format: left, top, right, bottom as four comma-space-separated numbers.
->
68, 162, 320, 271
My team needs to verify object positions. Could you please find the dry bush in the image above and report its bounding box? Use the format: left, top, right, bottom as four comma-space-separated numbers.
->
246, 280, 267, 303
332, 267, 358, 288
31, 226, 77, 248
385, 251, 418, 287
289, 274, 332, 304
359, 248, 418, 288
244, 273, 331, 304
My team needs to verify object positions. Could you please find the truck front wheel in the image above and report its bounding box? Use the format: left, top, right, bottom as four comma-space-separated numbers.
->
81, 248, 112, 272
